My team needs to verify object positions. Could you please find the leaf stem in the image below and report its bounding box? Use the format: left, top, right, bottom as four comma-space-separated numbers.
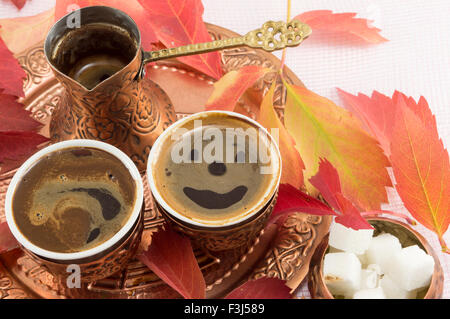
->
279, 0, 291, 76
438, 236, 450, 254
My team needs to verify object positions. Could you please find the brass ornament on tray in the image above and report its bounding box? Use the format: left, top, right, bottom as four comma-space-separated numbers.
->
0, 21, 332, 298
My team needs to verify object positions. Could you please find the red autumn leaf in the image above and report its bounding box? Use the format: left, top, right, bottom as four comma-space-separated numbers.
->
309, 158, 373, 230
393, 91, 437, 132
390, 94, 450, 252
294, 10, 387, 44
269, 183, 336, 225
338, 89, 395, 156
0, 35, 26, 97
0, 131, 48, 163
306, 157, 341, 210
138, 227, 206, 299
225, 277, 291, 299
205, 66, 272, 111
0, 155, 28, 174
54, 0, 158, 50
138, 0, 223, 80
258, 83, 304, 189
333, 193, 373, 230
0, 92, 42, 132
0, 222, 19, 254
10, 0, 26, 10
338, 89, 439, 158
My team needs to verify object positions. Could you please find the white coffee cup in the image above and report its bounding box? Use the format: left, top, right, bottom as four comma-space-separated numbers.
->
5, 139, 144, 262
146, 111, 282, 251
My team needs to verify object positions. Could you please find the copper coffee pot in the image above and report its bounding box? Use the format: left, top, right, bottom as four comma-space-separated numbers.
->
44, 6, 311, 171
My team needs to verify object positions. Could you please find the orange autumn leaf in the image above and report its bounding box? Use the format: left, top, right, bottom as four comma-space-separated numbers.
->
390, 94, 450, 252
0, 8, 55, 55
257, 83, 304, 189
205, 65, 272, 111
294, 10, 387, 44
284, 83, 391, 211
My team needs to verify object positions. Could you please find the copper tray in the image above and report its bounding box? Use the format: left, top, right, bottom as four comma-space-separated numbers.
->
0, 23, 331, 299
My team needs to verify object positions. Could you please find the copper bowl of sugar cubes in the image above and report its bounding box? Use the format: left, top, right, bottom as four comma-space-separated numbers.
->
308, 217, 444, 299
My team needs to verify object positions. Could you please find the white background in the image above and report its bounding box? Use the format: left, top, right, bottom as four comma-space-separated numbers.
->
0, 0, 449, 298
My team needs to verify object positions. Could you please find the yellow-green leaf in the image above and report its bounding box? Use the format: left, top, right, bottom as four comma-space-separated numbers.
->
257, 83, 304, 189
284, 83, 391, 211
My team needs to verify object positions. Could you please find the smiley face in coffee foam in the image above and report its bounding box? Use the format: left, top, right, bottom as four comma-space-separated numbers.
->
152, 113, 280, 225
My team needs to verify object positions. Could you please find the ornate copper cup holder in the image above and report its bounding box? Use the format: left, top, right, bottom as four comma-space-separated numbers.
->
0, 23, 332, 299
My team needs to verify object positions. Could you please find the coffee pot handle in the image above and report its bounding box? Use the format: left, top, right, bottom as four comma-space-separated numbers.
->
137, 20, 311, 79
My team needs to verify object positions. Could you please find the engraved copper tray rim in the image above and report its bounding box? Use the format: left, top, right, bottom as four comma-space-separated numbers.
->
0, 23, 331, 299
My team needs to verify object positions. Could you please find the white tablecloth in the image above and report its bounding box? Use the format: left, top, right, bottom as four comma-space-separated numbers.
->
0, 0, 449, 299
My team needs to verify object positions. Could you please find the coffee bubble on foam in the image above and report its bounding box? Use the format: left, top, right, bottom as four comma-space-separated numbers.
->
29, 204, 50, 226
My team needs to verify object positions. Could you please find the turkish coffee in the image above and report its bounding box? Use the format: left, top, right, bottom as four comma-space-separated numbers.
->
11, 147, 137, 253
49, 23, 137, 89
151, 113, 280, 225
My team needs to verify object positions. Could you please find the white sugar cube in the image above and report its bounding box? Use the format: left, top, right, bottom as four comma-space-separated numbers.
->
328, 221, 374, 255
380, 274, 417, 299
357, 253, 368, 267
353, 287, 386, 299
366, 264, 382, 276
323, 252, 361, 296
366, 233, 402, 272
360, 269, 379, 289
386, 245, 435, 291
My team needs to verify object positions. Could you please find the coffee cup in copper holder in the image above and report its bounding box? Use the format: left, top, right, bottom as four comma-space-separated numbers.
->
147, 111, 282, 251
308, 217, 444, 299
44, 6, 311, 171
4, 140, 145, 283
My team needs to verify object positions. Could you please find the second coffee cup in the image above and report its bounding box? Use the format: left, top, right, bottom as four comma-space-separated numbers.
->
147, 111, 282, 251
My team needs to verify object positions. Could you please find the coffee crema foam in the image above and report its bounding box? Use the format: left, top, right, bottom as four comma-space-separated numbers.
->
152, 114, 280, 225
12, 147, 137, 253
